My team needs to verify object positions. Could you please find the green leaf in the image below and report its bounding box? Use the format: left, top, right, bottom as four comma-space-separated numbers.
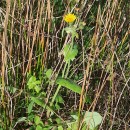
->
55, 95, 64, 104
67, 121, 78, 130
56, 78, 81, 94
84, 111, 102, 129
71, 115, 78, 120
27, 76, 36, 85
31, 97, 45, 108
27, 76, 36, 89
28, 101, 34, 114
46, 69, 53, 79
58, 126, 64, 130
28, 114, 35, 122
17, 117, 27, 123
55, 118, 62, 124
85, 95, 92, 104
34, 80, 41, 85
36, 125, 43, 130
27, 76, 41, 90
55, 103, 60, 110
64, 27, 78, 38
31, 96, 53, 112
34, 116, 42, 125
34, 86, 41, 93
42, 126, 53, 130
7, 86, 17, 94
63, 44, 78, 63
65, 27, 75, 34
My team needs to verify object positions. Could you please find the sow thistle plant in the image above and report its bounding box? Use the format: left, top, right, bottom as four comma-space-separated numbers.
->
55, 13, 102, 130
46, 13, 84, 116
47, 13, 102, 130
49, 13, 81, 112
26, 13, 102, 130
49, 13, 103, 130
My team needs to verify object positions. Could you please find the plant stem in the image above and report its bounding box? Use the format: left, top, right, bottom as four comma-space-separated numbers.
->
49, 32, 74, 112
65, 61, 70, 78
50, 84, 61, 107
50, 62, 68, 106
62, 62, 67, 77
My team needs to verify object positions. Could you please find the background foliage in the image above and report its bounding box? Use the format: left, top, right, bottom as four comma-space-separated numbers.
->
0, 0, 129, 129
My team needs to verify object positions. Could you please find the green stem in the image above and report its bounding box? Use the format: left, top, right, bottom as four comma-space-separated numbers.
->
49, 32, 75, 115
71, 35, 74, 49
65, 61, 70, 78
62, 62, 67, 77
50, 62, 68, 107
64, 35, 74, 78
50, 84, 61, 107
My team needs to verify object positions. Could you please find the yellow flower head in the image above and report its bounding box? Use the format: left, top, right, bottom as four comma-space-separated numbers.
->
64, 13, 76, 23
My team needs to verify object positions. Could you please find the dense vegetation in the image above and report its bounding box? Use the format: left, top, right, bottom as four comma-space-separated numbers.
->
0, 0, 129, 130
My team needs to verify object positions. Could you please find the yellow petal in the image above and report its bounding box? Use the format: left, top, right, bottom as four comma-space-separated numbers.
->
64, 13, 76, 23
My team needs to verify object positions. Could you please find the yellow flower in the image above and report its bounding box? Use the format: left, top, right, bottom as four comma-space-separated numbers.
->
64, 13, 76, 23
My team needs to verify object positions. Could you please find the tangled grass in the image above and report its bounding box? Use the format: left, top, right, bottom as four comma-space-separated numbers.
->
0, 0, 129, 129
